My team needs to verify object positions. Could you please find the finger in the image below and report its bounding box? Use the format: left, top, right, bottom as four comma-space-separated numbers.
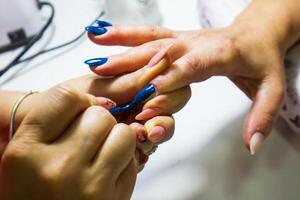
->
92, 123, 136, 180
129, 122, 147, 143
88, 25, 176, 46
89, 40, 173, 76
243, 78, 285, 155
53, 106, 116, 162
129, 123, 152, 154
77, 58, 171, 105
151, 49, 223, 94
88, 39, 186, 77
144, 116, 175, 144
15, 85, 99, 142
135, 86, 191, 121
117, 159, 138, 200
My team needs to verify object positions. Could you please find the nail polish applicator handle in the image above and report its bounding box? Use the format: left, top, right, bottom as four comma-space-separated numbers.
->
109, 84, 156, 116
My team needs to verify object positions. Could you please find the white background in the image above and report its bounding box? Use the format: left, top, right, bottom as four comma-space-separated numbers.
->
1, 0, 299, 200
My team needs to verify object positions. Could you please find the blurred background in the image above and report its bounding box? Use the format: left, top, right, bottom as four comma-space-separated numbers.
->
0, 0, 300, 199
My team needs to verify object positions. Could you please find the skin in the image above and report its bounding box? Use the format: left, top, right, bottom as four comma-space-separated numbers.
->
0, 60, 190, 199
0, 85, 137, 200
88, 0, 300, 150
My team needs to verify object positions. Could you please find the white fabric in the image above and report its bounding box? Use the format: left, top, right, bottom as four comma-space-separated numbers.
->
197, 0, 300, 134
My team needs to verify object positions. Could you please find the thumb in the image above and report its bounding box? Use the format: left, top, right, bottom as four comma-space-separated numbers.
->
243, 78, 285, 155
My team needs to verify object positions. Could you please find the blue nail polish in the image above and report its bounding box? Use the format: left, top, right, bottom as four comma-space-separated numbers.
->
109, 84, 156, 116
132, 84, 156, 105
96, 20, 112, 27
85, 26, 107, 35
84, 58, 108, 67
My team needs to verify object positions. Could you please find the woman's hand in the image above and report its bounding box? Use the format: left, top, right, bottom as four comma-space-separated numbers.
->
0, 85, 138, 200
86, 0, 300, 154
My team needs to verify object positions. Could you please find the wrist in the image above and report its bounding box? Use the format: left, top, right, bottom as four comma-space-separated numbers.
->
230, 0, 300, 54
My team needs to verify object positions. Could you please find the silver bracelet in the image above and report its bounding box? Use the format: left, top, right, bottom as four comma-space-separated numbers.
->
9, 91, 38, 141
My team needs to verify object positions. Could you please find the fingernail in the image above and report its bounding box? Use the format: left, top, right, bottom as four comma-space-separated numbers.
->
96, 20, 112, 27
249, 132, 264, 155
104, 99, 117, 109
149, 126, 165, 143
135, 108, 160, 121
84, 58, 108, 67
136, 129, 147, 143
147, 44, 173, 68
96, 97, 116, 109
85, 26, 107, 35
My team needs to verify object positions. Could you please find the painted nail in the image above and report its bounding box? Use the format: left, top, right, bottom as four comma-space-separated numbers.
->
147, 44, 173, 68
249, 132, 264, 155
96, 97, 116, 109
85, 26, 107, 35
84, 58, 108, 67
132, 84, 157, 105
135, 108, 160, 121
96, 20, 112, 27
149, 126, 165, 143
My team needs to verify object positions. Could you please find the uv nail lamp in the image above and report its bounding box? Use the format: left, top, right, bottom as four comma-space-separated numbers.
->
0, 0, 43, 53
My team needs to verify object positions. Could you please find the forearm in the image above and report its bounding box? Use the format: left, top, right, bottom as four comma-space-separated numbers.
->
231, 0, 300, 53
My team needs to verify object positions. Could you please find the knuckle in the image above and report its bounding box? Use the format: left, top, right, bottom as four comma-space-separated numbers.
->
115, 123, 135, 140
85, 106, 117, 125
184, 56, 198, 71
259, 111, 277, 131
54, 84, 81, 104
217, 36, 241, 63
40, 154, 76, 185
115, 123, 132, 132
82, 180, 113, 200
40, 168, 62, 186
1, 143, 30, 167
180, 56, 200, 81
82, 187, 97, 199
148, 25, 160, 39
262, 110, 276, 122
122, 77, 140, 96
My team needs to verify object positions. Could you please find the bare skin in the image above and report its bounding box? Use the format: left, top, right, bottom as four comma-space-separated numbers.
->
0, 60, 190, 199
87, 0, 300, 152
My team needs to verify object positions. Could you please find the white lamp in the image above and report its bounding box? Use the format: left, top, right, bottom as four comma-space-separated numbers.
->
0, 0, 44, 53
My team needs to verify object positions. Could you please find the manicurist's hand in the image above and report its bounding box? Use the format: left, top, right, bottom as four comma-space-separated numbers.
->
62, 61, 188, 165
1, 57, 189, 171
86, 0, 300, 154
0, 84, 139, 200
